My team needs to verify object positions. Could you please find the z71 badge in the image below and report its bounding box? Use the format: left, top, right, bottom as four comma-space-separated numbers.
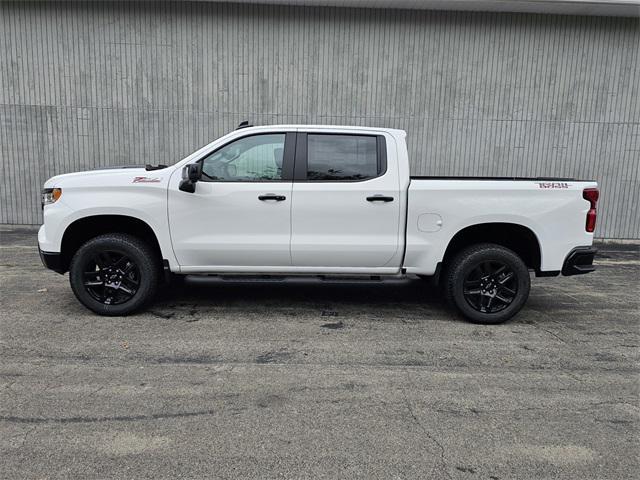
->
537, 182, 570, 189
132, 176, 161, 183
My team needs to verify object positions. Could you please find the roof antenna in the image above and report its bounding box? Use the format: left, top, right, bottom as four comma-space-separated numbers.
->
236, 120, 252, 130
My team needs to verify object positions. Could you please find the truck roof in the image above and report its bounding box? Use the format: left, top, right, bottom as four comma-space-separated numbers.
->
235, 124, 407, 137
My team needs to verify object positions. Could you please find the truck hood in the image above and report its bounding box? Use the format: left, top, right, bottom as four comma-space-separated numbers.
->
44, 166, 173, 189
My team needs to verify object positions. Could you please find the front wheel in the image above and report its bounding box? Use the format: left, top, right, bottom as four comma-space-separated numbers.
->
69, 234, 160, 316
444, 243, 531, 324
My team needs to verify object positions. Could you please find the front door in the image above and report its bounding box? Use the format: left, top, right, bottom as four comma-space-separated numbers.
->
168, 132, 295, 269
290, 132, 402, 269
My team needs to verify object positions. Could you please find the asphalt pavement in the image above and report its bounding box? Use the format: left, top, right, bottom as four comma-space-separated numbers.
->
1, 227, 638, 479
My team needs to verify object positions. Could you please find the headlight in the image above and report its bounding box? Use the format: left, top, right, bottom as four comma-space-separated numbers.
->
42, 188, 62, 208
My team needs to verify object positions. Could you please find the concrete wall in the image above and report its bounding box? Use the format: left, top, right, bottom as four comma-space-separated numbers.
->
1, 1, 638, 238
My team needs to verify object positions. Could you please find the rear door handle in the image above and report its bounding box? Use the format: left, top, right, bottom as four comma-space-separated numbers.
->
258, 194, 286, 201
366, 195, 394, 203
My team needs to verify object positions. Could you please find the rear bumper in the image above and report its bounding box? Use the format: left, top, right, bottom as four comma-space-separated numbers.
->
38, 246, 65, 274
562, 247, 597, 276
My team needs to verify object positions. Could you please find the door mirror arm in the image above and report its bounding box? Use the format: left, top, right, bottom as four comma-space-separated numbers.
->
179, 163, 202, 193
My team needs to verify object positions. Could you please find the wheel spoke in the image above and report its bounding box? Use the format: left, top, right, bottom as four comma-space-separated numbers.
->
499, 285, 516, 296
116, 283, 135, 296
94, 252, 112, 269
112, 255, 129, 269
495, 293, 511, 305
120, 276, 139, 288
463, 260, 519, 314
477, 293, 487, 312
478, 262, 490, 276
122, 262, 135, 275
498, 272, 514, 284
493, 265, 507, 276
82, 249, 141, 306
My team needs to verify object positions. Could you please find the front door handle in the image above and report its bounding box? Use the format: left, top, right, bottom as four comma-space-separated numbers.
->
259, 194, 286, 201
366, 195, 394, 203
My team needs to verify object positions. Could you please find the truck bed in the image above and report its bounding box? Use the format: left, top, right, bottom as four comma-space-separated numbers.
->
410, 176, 588, 181
403, 177, 597, 276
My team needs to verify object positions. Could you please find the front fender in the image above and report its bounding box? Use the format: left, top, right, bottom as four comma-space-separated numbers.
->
40, 189, 178, 270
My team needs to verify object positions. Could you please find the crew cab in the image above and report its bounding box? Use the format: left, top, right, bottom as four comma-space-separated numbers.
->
38, 124, 599, 323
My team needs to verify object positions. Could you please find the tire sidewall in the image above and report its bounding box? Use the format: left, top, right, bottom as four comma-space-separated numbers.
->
69, 235, 158, 316
450, 245, 531, 324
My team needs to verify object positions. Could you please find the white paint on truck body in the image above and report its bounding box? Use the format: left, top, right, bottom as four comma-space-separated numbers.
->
39, 125, 596, 276
405, 179, 595, 275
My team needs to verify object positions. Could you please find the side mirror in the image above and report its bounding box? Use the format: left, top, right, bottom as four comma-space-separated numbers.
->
187, 163, 202, 182
179, 163, 202, 193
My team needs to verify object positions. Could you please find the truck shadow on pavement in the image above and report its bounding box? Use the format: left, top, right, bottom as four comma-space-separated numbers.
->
152, 275, 450, 321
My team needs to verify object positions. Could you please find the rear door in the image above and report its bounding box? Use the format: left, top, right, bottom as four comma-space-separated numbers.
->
290, 131, 402, 269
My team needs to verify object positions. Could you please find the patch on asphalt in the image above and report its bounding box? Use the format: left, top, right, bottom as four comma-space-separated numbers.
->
255, 349, 292, 364
257, 394, 285, 408
503, 445, 596, 465
456, 466, 476, 474
321, 320, 345, 329
96, 432, 171, 455
152, 354, 222, 365
149, 310, 175, 319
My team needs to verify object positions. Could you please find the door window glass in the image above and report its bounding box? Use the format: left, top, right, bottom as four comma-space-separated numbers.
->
307, 134, 378, 181
201, 134, 286, 181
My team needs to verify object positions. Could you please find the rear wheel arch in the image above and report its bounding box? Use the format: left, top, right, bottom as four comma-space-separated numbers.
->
441, 222, 542, 273
60, 215, 163, 273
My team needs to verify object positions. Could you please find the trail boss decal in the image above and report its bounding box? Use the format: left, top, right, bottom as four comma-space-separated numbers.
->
132, 176, 161, 183
537, 182, 570, 189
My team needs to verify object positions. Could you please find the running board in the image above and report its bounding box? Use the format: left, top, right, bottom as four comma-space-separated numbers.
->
195, 274, 389, 283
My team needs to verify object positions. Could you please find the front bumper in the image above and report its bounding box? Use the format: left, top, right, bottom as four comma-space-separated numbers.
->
562, 247, 597, 276
38, 246, 65, 274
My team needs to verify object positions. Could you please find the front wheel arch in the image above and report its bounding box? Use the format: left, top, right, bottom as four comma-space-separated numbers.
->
60, 215, 163, 273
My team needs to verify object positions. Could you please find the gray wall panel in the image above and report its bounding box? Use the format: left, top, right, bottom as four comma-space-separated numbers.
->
0, 1, 638, 238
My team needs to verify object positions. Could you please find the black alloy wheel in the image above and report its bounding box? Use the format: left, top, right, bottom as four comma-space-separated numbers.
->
82, 250, 141, 305
444, 243, 531, 324
69, 233, 159, 316
462, 261, 518, 313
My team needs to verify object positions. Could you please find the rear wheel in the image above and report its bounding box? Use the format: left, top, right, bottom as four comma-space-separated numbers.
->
444, 243, 530, 324
69, 234, 160, 316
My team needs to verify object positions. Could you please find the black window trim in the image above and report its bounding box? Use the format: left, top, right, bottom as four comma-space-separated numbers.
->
196, 132, 296, 183
293, 132, 388, 183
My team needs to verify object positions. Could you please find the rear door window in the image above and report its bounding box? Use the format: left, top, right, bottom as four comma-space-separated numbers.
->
306, 134, 380, 181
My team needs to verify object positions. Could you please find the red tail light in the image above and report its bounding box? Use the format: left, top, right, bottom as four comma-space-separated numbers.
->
583, 188, 599, 233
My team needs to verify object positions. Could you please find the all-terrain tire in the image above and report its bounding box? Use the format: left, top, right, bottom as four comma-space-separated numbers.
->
444, 243, 531, 324
69, 233, 160, 316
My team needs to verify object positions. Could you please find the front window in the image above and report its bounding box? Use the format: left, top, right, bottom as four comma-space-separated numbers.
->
201, 133, 286, 181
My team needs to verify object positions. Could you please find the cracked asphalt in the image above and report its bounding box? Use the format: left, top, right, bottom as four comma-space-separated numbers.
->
1, 227, 639, 479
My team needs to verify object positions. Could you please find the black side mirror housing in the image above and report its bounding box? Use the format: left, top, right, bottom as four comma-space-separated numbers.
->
179, 163, 202, 193
188, 163, 202, 182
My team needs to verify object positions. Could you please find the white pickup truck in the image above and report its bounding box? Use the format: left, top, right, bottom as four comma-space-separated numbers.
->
38, 124, 599, 323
